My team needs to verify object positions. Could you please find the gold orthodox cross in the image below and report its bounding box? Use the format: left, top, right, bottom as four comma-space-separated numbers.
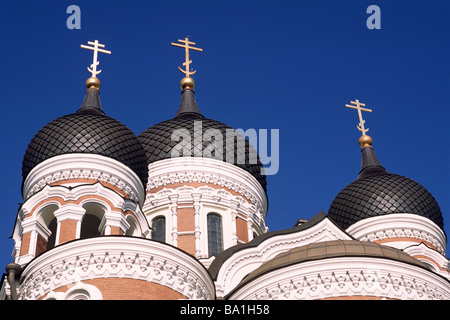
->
171, 37, 203, 77
345, 99, 373, 135
80, 40, 111, 78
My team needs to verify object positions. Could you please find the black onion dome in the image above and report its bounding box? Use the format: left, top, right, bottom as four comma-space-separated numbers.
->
22, 89, 148, 186
138, 89, 267, 191
328, 144, 443, 231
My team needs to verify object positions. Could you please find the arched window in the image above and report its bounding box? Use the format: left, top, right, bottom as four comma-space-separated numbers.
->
80, 214, 101, 239
80, 203, 104, 239
151, 216, 166, 242
37, 204, 58, 250
125, 215, 140, 237
207, 213, 223, 257
46, 218, 57, 250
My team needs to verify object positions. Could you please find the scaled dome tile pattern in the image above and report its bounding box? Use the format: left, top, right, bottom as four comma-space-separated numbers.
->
138, 113, 267, 192
327, 173, 443, 230
22, 109, 148, 185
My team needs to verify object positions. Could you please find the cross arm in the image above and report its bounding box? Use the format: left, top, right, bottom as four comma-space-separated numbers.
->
80, 44, 111, 55
345, 104, 372, 112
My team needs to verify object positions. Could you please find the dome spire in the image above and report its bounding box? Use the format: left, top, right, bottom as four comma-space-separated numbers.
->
171, 37, 204, 116
328, 99, 444, 234
78, 40, 111, 113
345, 99, 387, 179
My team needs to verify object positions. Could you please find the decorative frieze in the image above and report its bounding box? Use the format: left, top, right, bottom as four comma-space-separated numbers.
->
346, 213, 447, 255
229, 258, 450, 300
144, 184, 267, 260
213, 217, 351, 298
146, 158, 268, 215
404, 243, 450, 280
23, 154, 145, 205
19, 237, 215, 300
44, 281, 103, 300
15, 182, 150, 266
27, 169, 139, 202
145, 185, 266, 235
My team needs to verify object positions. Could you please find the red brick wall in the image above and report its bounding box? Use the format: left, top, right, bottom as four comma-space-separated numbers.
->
236, 216, 248, 243
19, 232, 31, 256
40, 278, 187, 300
108, 226, 124, 235
177, 205, 196, 255
177, 205, 195, 231
178, 234, 196, 255
59, 219, 78, 244
35, 233, 47, 256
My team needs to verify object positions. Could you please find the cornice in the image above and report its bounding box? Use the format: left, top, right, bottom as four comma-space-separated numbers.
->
21, 183, 134, 219
346, 213, 447, 255
212, 217, 351, 298
23, 154, 145, 206
228, 257, 450, 300
146, 158, 268, 215
19, 236, 215, 300
404, 243, 450, 278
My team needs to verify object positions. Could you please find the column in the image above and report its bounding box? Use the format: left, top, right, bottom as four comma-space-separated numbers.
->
53, 204, 86, 245
169, 194, 179, 247
192, 193, 202, 258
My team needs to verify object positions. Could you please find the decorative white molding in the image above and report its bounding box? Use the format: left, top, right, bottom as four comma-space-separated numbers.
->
230, 200, 239, 246
19, 236, 215, 300
0, 281, 7, 300
193, 193, 202, 258
346, 213, 447, 255
404, 243, 450, 280
200, 256, 216, 269
145, 185, 266, 236
143, 185, 267, 260
44, 281, 103, 300
169, 194, 179, 247
213, 218, 352, 298
100, 210, 131, 235
23, 154, 145, 205
54, 204, 86, 244
14, 183, 151, 266
146, 157, 268, 216
54, 203, 86, 222
228, 257, 450, 300
19, 184, 148, 232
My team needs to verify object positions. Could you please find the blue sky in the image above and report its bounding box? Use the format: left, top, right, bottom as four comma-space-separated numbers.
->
0, 0, 449, 269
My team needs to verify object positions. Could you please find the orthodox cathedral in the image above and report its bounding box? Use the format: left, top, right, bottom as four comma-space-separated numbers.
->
1, 38, 449, 300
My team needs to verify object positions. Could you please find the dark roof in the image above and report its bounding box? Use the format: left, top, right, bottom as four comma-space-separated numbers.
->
22, 89, 148, 186
232, 240, 431, 293
138, 89, 267, 191
176, 88, 202, 116
208, 211, 332, 279
328, 145, 443, 231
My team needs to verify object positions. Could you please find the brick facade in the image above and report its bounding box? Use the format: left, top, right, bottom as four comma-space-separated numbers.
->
40, 279, 187, 300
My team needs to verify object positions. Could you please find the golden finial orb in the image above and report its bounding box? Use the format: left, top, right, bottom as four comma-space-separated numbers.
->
86, 76, 101, 90
180, 76, 195, 90
359, 134, 373, 148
